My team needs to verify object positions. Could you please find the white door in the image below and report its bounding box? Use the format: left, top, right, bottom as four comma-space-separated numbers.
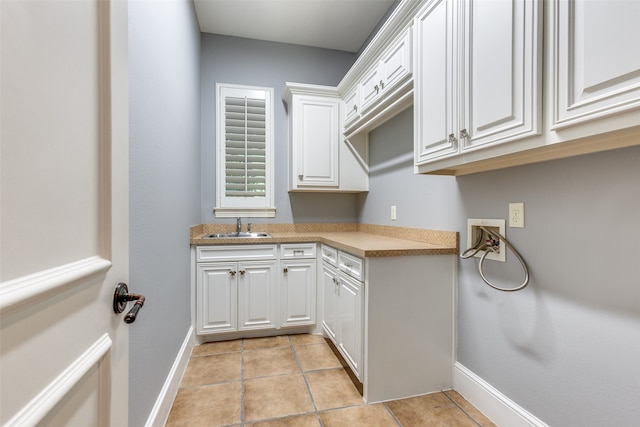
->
414, 0, 457, 164
337, 274, 363, 380
359, 65, 382, 113
379, 29, 412, 95
280, 259, 316, 327
552, 0, 640, 128
196, 263, 238, 334
292, 95, 340, 188
321, 263, 338, 341
461, 0, 541, 151
237, 261, 277, 330
1, 1, 130, 426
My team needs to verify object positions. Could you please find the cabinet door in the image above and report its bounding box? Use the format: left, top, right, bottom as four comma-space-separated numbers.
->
414, 0, 458, 164
321, 263, 338, 341
552, 0, 640, 128
461, 0, 541, 150
337, 273, 363, 379
281, 260, 316, 327
291, 95, 340, 188
380, 29, 412, 94
196, 263, 237, 334
359, 65, 382, 113
343, 86, 360, 129
237, 261, 278, 330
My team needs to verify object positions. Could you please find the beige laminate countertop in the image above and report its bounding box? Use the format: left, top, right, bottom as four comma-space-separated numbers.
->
190, 224, 458, 257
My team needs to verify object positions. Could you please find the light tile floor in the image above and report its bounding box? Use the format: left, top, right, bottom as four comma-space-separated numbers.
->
166, 334, 496, 426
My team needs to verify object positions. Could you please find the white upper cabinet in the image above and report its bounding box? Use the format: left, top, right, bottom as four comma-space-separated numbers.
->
284, 83, 368, 192
343, 28, 413, 135
360, 29, 412, 115
414, 0, 456, 162
380, 29, 413, 94
461, 0, 541, 151
552, 0, 640, 128
284, 85, 340, 190
292, 94, 340, 189
342, 86, 360, 129
415, 0, 542, 166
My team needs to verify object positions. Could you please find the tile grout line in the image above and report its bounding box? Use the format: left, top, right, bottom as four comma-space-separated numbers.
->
382, 401, 404, 427
288, 336, 325, 426
442, 389, 483, 427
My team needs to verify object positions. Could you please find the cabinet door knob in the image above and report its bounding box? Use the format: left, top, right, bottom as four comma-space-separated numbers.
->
460, 129, 469, 139
448, 133, 457, 143
283, 267, 288, 273
230, 271, 236, 276
353, 104, 358, 112
298, 174, 304, 181
239, 270, 246, 276
374, 84, 380, 93
379, 80, 384, 89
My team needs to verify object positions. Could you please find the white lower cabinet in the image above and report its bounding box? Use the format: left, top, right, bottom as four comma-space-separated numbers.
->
194, 244, 318, 337
321, 263, 338, 341
321, 244, 455, 403
197, 260, 277, 334
335, 271, 363, 377
321, 246, 364, 380
195, 245, 279, 335
280, 243, 317, 328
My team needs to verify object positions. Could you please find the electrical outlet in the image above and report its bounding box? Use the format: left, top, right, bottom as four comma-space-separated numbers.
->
509, 203, 524, 228
391, 205, 397, 221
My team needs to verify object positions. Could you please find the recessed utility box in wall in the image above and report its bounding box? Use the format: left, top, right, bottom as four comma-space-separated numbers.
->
467, 219, 506, 262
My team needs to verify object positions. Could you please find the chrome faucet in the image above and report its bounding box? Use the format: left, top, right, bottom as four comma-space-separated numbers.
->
236, 217, 242, 234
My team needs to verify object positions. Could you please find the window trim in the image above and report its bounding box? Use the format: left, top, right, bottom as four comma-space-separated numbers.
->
214, 83, 276, 218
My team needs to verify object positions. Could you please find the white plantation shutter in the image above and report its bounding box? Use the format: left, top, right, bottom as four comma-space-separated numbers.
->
224, 96, 266, 197
215, 84, 275, 217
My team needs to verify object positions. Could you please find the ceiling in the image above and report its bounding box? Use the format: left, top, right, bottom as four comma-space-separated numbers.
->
193, 0, 397, 53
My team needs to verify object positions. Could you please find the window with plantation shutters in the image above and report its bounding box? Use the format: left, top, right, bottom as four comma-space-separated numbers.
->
215, 84, 275, 217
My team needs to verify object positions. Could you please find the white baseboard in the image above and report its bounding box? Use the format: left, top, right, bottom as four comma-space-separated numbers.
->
145, 326, 195, 427
453, 362, 548, 427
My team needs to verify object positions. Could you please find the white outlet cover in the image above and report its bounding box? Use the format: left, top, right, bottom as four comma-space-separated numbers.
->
509, 202, 525, 228
466, 218, 506, 262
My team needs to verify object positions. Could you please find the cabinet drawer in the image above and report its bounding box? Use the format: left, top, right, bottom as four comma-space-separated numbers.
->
321, 245, 338, 267
280, 243, 317, 259
339, 251, 364, 281
196, 245, 277, 262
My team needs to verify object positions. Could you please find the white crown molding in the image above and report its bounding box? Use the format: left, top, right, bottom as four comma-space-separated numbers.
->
338, 0, 425, 94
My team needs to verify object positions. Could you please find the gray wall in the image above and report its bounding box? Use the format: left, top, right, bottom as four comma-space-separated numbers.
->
200, 34, 360, 224
363, 108, 640, 426
128, 1, 201, 426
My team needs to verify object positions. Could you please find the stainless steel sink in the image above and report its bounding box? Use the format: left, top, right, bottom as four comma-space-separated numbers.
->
204, 232, 272, 239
